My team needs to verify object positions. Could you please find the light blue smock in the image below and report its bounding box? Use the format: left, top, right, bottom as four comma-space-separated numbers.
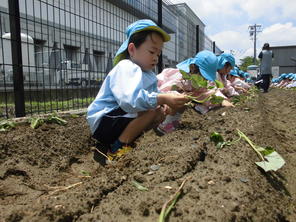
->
87, 59, 159, 134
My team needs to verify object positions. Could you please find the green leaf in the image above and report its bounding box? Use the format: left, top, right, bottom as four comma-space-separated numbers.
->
81, 170, 91, 176
191, 75, 208, 88
186, 95, 211, 104
47, 115, 67, 125
180, 70, 191, 80
0, 120, 16, 131
70, 114, 80, 118
214, 80, 224, 88
255, 151, 286, 172
171, 84, 179, 91
237, 129, 285, 172
231, 95, 241, 104
209, 95, 224, 104
256, 146, 275, 156
30, 117, 44, 129
210, 132, 224, 144
131, 180, 148, 191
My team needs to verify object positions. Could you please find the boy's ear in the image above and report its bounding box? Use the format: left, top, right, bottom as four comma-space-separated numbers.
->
127, 43, 136, 57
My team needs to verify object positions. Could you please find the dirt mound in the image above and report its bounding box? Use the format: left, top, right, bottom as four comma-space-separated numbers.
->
0, 88, 295, 222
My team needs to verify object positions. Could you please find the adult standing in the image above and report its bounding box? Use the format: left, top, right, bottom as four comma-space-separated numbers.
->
258, 43, 274, 93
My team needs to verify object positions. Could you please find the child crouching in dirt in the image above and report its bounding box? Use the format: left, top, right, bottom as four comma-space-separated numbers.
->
87, 19, 189, 156
156, 50, 233, 134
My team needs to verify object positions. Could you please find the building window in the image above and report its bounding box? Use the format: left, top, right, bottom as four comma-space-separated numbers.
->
64, 44, 80, 68
93, 50, 105, 72
34, 39, 47, 69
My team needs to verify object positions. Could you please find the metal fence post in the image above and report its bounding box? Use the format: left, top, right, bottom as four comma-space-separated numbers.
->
157, 0, 163, 73
196, 25, 199, 53
8, 0, 25, 117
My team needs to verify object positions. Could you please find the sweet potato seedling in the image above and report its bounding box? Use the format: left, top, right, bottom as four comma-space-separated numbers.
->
237, 129, 285, 172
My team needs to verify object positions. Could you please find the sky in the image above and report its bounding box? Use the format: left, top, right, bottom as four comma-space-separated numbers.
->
171, 0, 296, 64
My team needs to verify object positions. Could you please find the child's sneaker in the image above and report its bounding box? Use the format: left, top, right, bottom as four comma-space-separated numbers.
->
107, 145, 133, 160
156, 113, 181, 134
172, 120, 180, 128
194, 104, 209, 115
106, 139, 133, 161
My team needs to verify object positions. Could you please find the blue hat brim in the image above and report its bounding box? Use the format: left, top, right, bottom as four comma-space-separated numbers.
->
113, 25, 170, 66
217, 53, 235, 70
176, 58, 193, 73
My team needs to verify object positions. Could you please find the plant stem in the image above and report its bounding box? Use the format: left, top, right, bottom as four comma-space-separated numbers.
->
237, 129, 265, 161
186, 95, 211, 104
94, 147, 112, 161
159, 178, 188, 222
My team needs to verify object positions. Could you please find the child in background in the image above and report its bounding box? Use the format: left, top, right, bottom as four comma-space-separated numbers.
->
228, 69, 251, 94
216, 54, 239, 97
157, 50, 232, 133
285, 74, 296, 88
87, 19, 189, 155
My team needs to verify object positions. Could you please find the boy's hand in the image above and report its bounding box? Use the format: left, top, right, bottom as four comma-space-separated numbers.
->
161, 104, 173, 115
158, 93, 190, 109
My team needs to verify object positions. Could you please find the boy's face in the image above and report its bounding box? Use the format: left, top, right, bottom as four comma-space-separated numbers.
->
189, 64, 199, 74
128, 33, 164, 71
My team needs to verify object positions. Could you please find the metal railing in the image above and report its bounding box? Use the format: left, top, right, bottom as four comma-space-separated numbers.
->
0, 0, 221, 119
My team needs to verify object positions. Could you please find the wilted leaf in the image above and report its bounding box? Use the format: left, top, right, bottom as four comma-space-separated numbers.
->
132, 180, 148, 191
30, 117, 44, 129
0, 120, 16, 131
47, 115, 67, 125
255, 151, 285, 172
81, 170, 91, 176
70, 114, 80, 118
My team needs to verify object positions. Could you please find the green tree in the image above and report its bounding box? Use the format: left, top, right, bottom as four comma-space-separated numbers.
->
239, 56, 260, 71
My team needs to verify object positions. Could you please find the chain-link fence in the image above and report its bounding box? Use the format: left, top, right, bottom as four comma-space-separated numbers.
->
0, 0, 221, 119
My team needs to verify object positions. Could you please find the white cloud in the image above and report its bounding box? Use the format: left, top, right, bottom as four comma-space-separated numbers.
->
172, 0, 296, 22
171, 0, 296, 64
210, 22, 296, 63
259, 22, 296, 46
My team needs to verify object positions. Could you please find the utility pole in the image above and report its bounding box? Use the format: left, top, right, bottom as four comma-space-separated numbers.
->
248, 24, 262, 64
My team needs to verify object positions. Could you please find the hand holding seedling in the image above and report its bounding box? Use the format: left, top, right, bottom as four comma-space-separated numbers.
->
158, 93, 189, 110
160, 104, 173, 115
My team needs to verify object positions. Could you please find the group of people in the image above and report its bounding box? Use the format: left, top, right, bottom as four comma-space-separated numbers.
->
86, 19, 251, 157
270, 73, 296, 89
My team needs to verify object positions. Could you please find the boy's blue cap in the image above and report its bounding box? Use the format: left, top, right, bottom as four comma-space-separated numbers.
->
113, 19, 170, 66
176, 50, 218, 81
217, 53, 235, 70
229, 69, 239, 77
244, 72, 250, 77
238, 70, 244, 77
288, 73, 294, 79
